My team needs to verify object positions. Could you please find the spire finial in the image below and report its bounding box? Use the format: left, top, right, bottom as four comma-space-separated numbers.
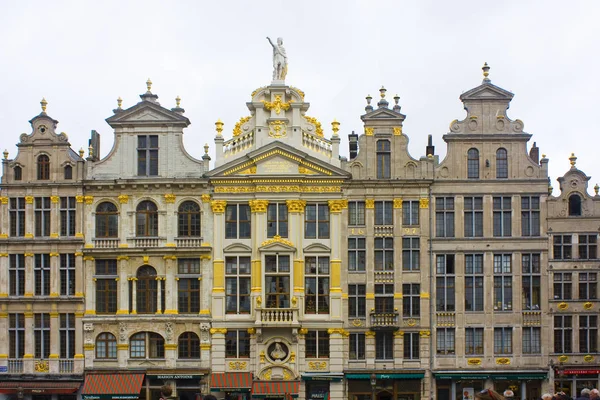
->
482, 62, 491, 82
3, 149, 8, 160
88, 144, 94, 158
215, 119, 224, 136
331, 119, 340, 136
204, 143, 209, 154
146, 78, 152, 92
117, 97, 122, 109
595, 183, 599, 196
569, 152, 577, 168
366, 94, 372, 105
394, 94, 400, 105
379, 86, 387, 98
40, 98, 48, 113
79, 148, 85, 158
176, 96, 181, 108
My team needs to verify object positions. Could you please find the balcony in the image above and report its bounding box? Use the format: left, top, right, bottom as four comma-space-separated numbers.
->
370, 311, 400, 330
256, 307, 299, 327
93, 238, 120, 248
374, 271, 394, 283
8, 359, 23, 373
127, 237, 164, 248
59, 359, 74, 373
175, 237, 203, 248
436, 312, 456, 327
523, 311, 542, 326
374, 225, 394, 236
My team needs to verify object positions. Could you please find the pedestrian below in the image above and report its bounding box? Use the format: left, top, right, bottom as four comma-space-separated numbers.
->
576, 388, 592, 400
475, 389, 505, 400
590, 389, 599, 399
541, 394, 552, 400
160, 385, 177, 400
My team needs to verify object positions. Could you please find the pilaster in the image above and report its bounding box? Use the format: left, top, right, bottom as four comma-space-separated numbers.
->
211, 200, 226, 319
287, 200, 306, 300
0, 254, 8, 296
210, 328, 227, 372
84, 256, 96, 315
24, 253, 34, 297
49, 252, 59, 297
328, 200, 345, 321
117, 256, 130, 314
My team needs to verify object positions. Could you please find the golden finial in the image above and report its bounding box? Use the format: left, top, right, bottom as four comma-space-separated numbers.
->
146, 78, 152, 92
3, 149, 8, 160
176, 96, 181, 108
379, 86, 387, 98
482, 62, 491, 81
542, 154, 547, 158
88, 144, 94, 158
40, 98, 48, 113
331, 119, 340, 136
117, 97, 122, 109
215, 119, 224, 136
79, 148, 85, 158
366, 94, 372, 103
569, 152, 577, 168
204, 143, 209, 154
595, 184, 599, 196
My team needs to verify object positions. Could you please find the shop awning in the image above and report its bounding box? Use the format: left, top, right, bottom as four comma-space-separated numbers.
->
434, 372, 548, 380
211, 372, 253, 392
0, 381, 81, 395
252, 381, 300, 398
345, 373, 425, 380
81, 373, 145, 400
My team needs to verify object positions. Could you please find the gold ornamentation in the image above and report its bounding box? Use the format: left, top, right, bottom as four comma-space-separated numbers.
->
84, 196, 94, 204
331, 119, 340, 136
24, 233, 34, 238
269, 120, 287, 138
286, 200, 307, 213
25, 196, 34, 204
569, 153, 577, 167
327, 328, 349, 337
291, 296, 297, 307
75, 233, 84, 238
365, 127, 374, 136
394, 330, 404, 337
50, 233, 59, 238
393, 126, 402, 136
263, 368, 272, 380
164, 194, 176, 203
290, 86, 305, 100
558, 355, 569, 363
251, 86, 267, 98
34, 360, 50, 372
164, 344, 178, 350
298, 328, 308, 336
261, 235, 294, 248
117, 195, 129, 204
200, 254, 211, 260
116, 256, 129, 261
583, 302, 593, 310
229, 361, 247, 370
247, 328, 256, 335
419, 198, 429, 209
420, 292, 430, 299
557, 302, 568, 310
365, 330, 376, 338
209, 328, 228, 335
260, 350, 266, 363
24, 253, 34, 257
290, 351, 296, 362
117, 344, 129, 350
49, 252, 59, 257
406, 318, 417, 327
467, 358, 482, 366
584, 355, 594, 362
308, 361, 328, 370
50, 196, 60, 204
232, 116, 252, 137
419, 330, 431, 337
303, 116, 324, 137
283, 369, 292, 380
143, 255, 149, 264
249, 200, 269, 213
365, 199, 375, 209
83, 344, 95, 350
393, 198, 403, 208
215, 119, 224, 136
201, 194, 211, 203
210, 200, 227, 213
0, 197, 8, 204
328, 200, 346, 213
76, 195, 84, 203
352, 319, 363, 327
262, 95, 291, 115
200, 344, 211, 350
256, 296, 262, 307
496, 357, 511, 365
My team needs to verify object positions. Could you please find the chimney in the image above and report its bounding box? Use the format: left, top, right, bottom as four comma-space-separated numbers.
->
348, 131, 359, 159
88, 130, 101, 161
426, 135, 435, 156
529, 142, 539, 164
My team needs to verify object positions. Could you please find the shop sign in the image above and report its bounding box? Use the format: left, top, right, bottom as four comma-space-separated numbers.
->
83, 396, 139, 400
302, 375, 343, 382
562, 369, 600, 375
0, 366, 7, 373
147, 374, 203, 380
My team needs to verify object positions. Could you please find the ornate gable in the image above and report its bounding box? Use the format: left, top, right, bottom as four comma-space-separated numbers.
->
106, 100, 190, 128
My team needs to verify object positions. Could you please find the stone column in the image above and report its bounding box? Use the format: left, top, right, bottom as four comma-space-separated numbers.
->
394, 331, 403, 369
0, 253, 8, 297
23, 309, 34, 373
117, 256, 130, 314
164, 194, 176, 245
365, 330, 376, 369
163, 256, 177, 315
287, 200, 306, 307
0, 196, 9, 238
210, 328, 227, 372
199, 256, 212, 315
165, 343, 177, 368
0, 308, 8, 369
327, 329, 346, 376
155, 277, 163, 314
75, 251, 84, 298
51, 195, 60, 238
328, 200, 346, 321
249, 200, 268, 308
118, 195, 130, 246
24, 253, 34, 297
50, 252, 60, 297
117, 343, 129, 368
75, 195, 85, 240
84, 256, 96, 315
210, 201, 226, 320
49, 310, 60, 361
25, 195, 34, 239
130, 278, 138, 314
74, 311, 84, 372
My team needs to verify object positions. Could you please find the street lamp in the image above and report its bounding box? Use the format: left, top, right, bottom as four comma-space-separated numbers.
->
370, 373, 377, 400
557, 362, 565, 394
17, 386, 23, 400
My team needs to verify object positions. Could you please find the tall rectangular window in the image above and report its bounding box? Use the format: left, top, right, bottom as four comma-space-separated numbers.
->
436, 254, 455, 311
225, 256, 251, 314
465, 327, 484, 355
374, 284, 394, 313
579, 315, 598, 353
494, 327, 512, 354
60, 313, 75, 358
553, 273, 572, 300
35, 254, 51, 296
493, 196, 511, 237
465, 254, 484, 312
348, 201, 365, 226
34, 313, 51, 358
521, 196, 540, 236
265, 255, 290, 308
435, 197, 454, 238
464, 197, 483, 237
522, 254, 541, 310
522, 327, 541, 354
375, 332, 393, 360
402, 201, 419, 226
95, 259, 117, 314
60, 197, 76, 237
579, 273, 597, 300
348, 284, 366, 318
374, 201, 393, 225
60, 254, 76, 296
178, 258, 201, 314
579, 234, 597, 259
376, 140, 391, 179
305, 204, 329, 239
402, 284, 420, 318
35, 197, 51, 237
493, 254, 512, 311
554, 315, 573, 353
402, 237, 420, 271
306, 331, 329, 358
9, 198, 26, 237
137, 135, 159, 176
305, 256, 330, 314
348, 237, 366, 272
349, 333, 365, 360
403, 332, 420, 360
9, 254, 25, 296
267, 203, 288, 238
553, 235, 572, 259
374, 237, 394, 271
225, 204, 251, 239
9, 314, 25, 358
225, 330, 250, 358
437, 328, 455, 355
467, 148, 479, 179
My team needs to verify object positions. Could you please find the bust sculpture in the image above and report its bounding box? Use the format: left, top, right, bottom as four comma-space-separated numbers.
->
267, 37, 288, 81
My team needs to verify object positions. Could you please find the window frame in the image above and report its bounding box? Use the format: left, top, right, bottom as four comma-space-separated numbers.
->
9, 198, 26, 237
137, 135, 159, 176
305, 203, 330, 239
553, 235, 572, 260
60, 253, 76, 296
225, 330, 250, 358
374, 237, 394, 271
522, 253, 541, 310
435, 197, 455, 238
403, 332, 420, 360
305, 256, 330, 314
9, 313, 25, 359
34, 313, 51, 358
402, 237, 420, 271
579, 315, 598, 353
178, 258, 202, 314
374, 201, 393, 226
267, 203, 288, 238
60, 313, 75, 359
376, 140, 391, 179
34, 254, 51, 296
60, 197, 76, 237
96, 259, 118, 314
496, 148, 508, 179
467, 148, 479, 179
136, 201, 158, 237
521, 196, 540, 237
568, 193, 582, 216
225, 204, 251, 239
348, 237, 366, 272
225, 256, 251, 314
374, 283, 394, 313
553, 272, 572, 300
578, 234, 597, 259
436, 254, 455, 312
34, 197, 51, 237
493, 254, 513, 311
465, 254, 484, 312
95, 202, 119, 238
493, 196, 512, 237
494, 327, 513, 355
178, 332, 201, 359
375, 331, 393, 360
464, 196, 483, 237
9, 254, 25, 296
348, 284, 366, 318
306, 331, 330, 359
436, 328, 455, 355
553, 315, 573, 354
465, 327, 484, 355
402, 283, 420, 318
37, 154, 50, 180
129, 332, 165, 359
402, 201, 419, 226
96, 332, 117, 359
349, 333, 366, 360
177, 201, 201, 238
522, 327, 541, 354
348, 201, 365, 226
136, 266, 159, 314
265, 254, 291, 308
579, 272, 597, 300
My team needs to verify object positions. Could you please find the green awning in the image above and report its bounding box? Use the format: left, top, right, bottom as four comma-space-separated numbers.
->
346, 373, 424, 380
435, 373, 547, 380
302, 374, 344, 382
493, 373, 547, 380
435, 374, 489, 380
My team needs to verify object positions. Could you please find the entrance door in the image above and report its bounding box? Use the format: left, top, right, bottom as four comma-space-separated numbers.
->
377, 391, 394, 400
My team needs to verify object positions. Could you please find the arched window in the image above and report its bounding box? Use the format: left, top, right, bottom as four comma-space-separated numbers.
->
13, 166, 22, 181
467, 148, 479, 179
37, 155, 50, 180
130, 332, 164, 359
64, 165, 73, 180
136, 201, 158, 237
136, 266, 158, 314
96, 332, 117, 359
178, 201, 201, 237
569, 194, 582, 216
178, 332, 200, 359
496, 148, 508, 179
376, 140, 391, 179
96, 202, 119, 238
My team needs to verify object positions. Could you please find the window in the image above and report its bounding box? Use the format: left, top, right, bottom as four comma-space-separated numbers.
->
494, 328, 512, 354
375, 201, 393, 225
225, 256, 251, 314
137, 135, 158, 176
348, 238, 366, 272
178, 332, 200, 359
522, 254, 541, 310
60, 254, 76, 296
96, 259, 117, 314
465, 327, 484, 355
553, 273, 572, 300
375, 284, 394, 313
348, 201, 365, 226
60, 313, 75, 358
402, 201, 419, 226
267, 203, 288, 238
569, 194, 582, 216
493, 254, 512, 311
465, 254, 484, 312
579, 234, 597, 259
9, 314, 25, 358
375, 237, 394, 271
376, 140, 391, 179
225, 330, 250, 358
35, 197, 51, 237
496, 148, 508, 179
178, 201, 201, 237
305, 204, 329, 239
464, 197, 483, 237
522, 327, 541, 354
348, 284, 366, 318
13, 166, 22, 181
130, 332, 164, 358
136, 201, 158, 237
403, 332, 420, 360
554, 315, 573, 353
64, 165, 73, 180
435, 197, 455, 238
96, 202, 118, 238
349, 333, 365, 360
305, 256, 330, 314
178, 258, 201, 314
226, 204, 251, 239
136, 266, 159, 314
436, 254, 455, 311
306, 331, 330, 358
437, 328, 455, 355
493, 196, 511, 237
37, 154, 50, 180
35, 254, 50, 296
265, 255, 290, 308
402, 237, 420, 271
467, 148, 479, 179
579, 273, 597, 300
60, 197, 76, 237
34, 313, 51, 358
96, 333, 117, 359
579, 315, 598, 353
9, 254, 25, 296
9, 198, 26, 237
375, 332, 393, 360
402, 284, 420, 318
521, 196, 540, 236
553, 235, 572, 259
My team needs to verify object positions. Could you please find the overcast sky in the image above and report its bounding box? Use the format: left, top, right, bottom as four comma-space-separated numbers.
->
1, 1, 598, 192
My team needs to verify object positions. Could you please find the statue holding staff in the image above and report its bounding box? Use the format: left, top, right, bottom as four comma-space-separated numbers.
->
267, 37, 288, 80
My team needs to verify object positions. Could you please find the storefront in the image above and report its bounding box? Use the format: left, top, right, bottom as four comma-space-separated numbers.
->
81, 373, 145, 400
434, 372, 547, 400
554, 368, 600, 399
346, 372, 425, 400
0, 380, 82, 400
145, 373, 207, 400
302, 374, 343, 400
251, 381, 300, 400
210, 372, 253, 400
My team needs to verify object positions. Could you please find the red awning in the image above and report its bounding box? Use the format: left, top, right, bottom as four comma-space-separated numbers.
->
211, 372, 253, 391
252, 381, 299, 398
82, 373, 145, 397
0, 381, 81, 394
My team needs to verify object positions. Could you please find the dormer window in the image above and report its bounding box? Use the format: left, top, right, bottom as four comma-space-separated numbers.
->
467, 148, 479, 179
37, 155, 50, 180
137, 135, 158, 176
569, 194, 582, 216
64, 165, 73, 180
13, 166, 22, 181
376, 140, 391, 179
